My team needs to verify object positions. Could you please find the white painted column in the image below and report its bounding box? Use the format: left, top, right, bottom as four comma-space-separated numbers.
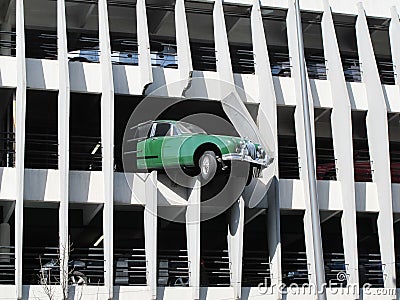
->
320, 0, 359, 293
390, 7, 400, 87
186, 179, 200, 300
356, 3, 396, 291
98, 0, 114, 298
250, 0, 281, 295
144, 171, 157, 300
57, 0, 71, 289
228, 197, 245, 300
15, 0, 26, 298
175, 0, 193, 95
137, 0, 153, 93
286, 0, 318, 288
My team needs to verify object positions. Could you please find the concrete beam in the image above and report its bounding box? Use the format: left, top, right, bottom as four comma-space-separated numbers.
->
98, 0, 115, 297
356, 3, 396, 291
145, 171, 157, 300
57, 0, 70, 291
15, 0, 26, 297
320, 0, 359, 291
227, 197, 245, 300
186, 179, 200, 300
175, 0, 193, 95
137, 0, 153, 93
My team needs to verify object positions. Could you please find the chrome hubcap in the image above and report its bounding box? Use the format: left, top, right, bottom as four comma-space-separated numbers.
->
202, 156, 210, 175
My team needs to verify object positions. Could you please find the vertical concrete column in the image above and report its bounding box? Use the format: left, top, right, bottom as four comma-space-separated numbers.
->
15, 0, 26, 298
57, 0, 71, 290
186, 179, 200, 300
137, 0, 153, 93
98, 0, 114, 298
286, 0, 320, 289
250, 1, 281, 295
356, 3, 396, 291
228, 197, 245, 300
320, 0, 359, 293
390, 7, 400, 86
144, 171, 157, 300
175, 0, 193, 94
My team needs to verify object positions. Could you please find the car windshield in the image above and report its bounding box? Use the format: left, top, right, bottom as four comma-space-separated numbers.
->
175, 122, 206, 134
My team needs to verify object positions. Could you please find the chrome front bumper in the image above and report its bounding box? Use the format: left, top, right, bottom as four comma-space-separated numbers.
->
222, 154, 274, 168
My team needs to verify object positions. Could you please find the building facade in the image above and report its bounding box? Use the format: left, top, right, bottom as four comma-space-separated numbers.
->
0, 0, 400, 299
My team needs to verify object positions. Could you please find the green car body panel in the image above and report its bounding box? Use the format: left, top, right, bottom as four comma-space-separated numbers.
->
137, 134, 242, 169
133, 120, 269, 171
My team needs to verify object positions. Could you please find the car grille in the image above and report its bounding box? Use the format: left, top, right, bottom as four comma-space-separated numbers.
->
246, 142, 257, 159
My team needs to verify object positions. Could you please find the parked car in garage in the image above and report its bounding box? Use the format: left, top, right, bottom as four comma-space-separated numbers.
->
129, 120, 272, 184
39, 259, 88, 285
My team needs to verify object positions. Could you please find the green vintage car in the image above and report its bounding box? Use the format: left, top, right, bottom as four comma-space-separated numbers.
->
131, 120, 271, 183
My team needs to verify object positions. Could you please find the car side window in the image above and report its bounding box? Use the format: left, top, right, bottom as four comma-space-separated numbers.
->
150, 123, 172, 137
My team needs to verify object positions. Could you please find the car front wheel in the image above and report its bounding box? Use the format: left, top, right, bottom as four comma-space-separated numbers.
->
198, 151, 217, 183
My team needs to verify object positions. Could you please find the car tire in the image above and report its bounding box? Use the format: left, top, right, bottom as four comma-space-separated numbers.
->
69, 271, 87, 286
198, 151, 217, 183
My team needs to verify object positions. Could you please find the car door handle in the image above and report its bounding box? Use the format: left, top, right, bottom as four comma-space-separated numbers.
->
151, 137, 158, 141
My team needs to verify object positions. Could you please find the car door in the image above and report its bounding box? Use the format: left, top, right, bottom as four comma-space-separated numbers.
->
144, 123, 172, 168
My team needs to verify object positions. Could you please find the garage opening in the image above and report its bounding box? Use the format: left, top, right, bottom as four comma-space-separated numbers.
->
223, 4, 254, 74
185, 0, 216, 71
25, 90, 58, 170
387, 113, 400, 183
147, 1, 178, 69
114, 206, 146, 286
277, 106, 300, 179
23, 205, 59, 284
356, 212, 384, 287
0, 201, 15, 285
158, 218, 189, 287
0, 89, 14, 168
200, 212, 230, 286
25, 0, 57, 60
69, 204, 105, 285
351, 111, 373, 182
66, 0, 99, 63
70, 93, 102, 171
333, 14, 361, 82
368, 17, 395, 85
301, 11, 327, 80
281, 211, 309, 285
261, 8, 291, 77
314, 108, 336, 180
242, 209, 270, 287
320, 212, 346, 286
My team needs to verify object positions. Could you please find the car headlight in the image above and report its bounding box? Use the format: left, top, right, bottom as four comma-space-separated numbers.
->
257, 146, 266, 159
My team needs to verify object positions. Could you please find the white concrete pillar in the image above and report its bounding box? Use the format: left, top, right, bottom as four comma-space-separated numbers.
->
356, 3, 396, 291
0, 223, 10, 263
228, 197, 245, 300
251, 1, 281, 295
15, 0, 27, 298
98, 0, 115, 297
286, 0, 319, 288
137, 0, 153, 93
57, 0, 70, 289
175, 0, 193, 95
186, 179, 201, 300
144, 171, 157, 300
320, 0, 359, 293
